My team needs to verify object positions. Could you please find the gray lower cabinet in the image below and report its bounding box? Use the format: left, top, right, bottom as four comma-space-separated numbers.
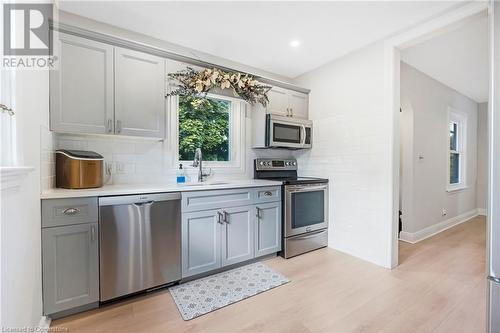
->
255, 202, 282, 257
181, 187, 282, 278
221, 205, 254, 266
182, 209, 221, 277
42, 223, 99, 316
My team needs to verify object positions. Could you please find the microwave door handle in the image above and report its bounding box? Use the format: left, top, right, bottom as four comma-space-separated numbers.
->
301, 125, 306, 147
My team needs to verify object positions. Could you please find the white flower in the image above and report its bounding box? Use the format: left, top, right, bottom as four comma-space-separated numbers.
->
211, 71, 220, 83
221, 80, 231, 89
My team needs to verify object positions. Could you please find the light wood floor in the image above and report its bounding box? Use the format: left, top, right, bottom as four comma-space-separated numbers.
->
53, 216, 486, 333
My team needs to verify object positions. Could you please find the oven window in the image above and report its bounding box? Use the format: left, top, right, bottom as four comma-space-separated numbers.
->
291, 190, 325, 228
273, 123, 301, 143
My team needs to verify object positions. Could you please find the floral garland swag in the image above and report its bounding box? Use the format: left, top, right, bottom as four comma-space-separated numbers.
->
167, 67, 271, 107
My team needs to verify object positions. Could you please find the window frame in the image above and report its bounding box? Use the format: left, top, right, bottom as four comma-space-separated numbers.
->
170, 92, 246, 172
446, 108, 467, 192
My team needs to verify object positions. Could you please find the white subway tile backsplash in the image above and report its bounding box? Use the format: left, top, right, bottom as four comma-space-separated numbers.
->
113, 153, 136, 163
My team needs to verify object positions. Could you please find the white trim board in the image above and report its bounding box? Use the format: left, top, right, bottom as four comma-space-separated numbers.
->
478, 208, 487, 216
0, 166, 34, 190
399, 209, 480, 244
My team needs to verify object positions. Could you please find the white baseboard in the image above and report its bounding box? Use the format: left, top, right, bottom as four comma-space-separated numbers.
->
38, 316, 51, 330
478, 208, 487, 216
399, 209, 479, 244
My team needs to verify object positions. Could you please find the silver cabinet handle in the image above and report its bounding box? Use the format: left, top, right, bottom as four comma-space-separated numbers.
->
91, 225, 96, 242
256, 207, 261, 219
217, 211, 224, 224
290, 108, 293, 117
63, 207, 80, 216
107, 119, 113, 133
223, 210, 229, 223
116, 120, 122, 134
264, 191, 273, 197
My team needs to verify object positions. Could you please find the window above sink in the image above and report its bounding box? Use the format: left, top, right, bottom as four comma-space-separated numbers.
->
169, 89, 246, 172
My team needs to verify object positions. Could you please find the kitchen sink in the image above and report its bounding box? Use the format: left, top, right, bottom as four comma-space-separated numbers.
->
186, 181, 230, 186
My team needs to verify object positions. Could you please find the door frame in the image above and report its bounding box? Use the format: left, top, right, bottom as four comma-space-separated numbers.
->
385, 1, 490, 268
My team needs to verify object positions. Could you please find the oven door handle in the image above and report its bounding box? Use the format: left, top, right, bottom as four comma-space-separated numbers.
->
286, 185, 328, 193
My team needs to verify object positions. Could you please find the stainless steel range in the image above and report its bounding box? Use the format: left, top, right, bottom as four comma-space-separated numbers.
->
254, 158, 329, 258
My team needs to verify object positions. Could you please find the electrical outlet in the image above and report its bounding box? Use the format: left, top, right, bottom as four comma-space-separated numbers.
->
442, 208, 447, 216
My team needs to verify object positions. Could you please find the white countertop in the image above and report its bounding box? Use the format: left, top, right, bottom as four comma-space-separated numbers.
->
40, 179, 283, 199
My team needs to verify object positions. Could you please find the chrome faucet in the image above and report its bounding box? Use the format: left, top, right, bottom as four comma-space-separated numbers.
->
192, 148, 204, 182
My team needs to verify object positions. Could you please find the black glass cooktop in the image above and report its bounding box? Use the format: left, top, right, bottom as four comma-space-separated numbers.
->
272, 176, 329, 185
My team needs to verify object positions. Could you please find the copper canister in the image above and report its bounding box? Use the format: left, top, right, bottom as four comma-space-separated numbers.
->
56, 150, 104, 189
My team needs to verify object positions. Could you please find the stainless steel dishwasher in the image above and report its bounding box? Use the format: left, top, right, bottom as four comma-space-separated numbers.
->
99, 192, 181, 301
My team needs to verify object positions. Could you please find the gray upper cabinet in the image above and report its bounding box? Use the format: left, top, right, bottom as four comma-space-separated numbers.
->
266, 86, 309, 119
50, 33, 114, 134
255, 202, 282, 257
267, 87, 289, 117
288, 91, 309, 119
42, 223, 99, 315
221, 206, 254, 266
114, 47, 166, 138
182, 209, 221, 277
50, 34, 166, 139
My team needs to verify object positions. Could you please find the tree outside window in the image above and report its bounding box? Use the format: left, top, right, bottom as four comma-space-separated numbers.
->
178, 95, 231, 161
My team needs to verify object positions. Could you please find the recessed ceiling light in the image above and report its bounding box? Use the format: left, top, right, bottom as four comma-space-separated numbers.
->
290, 40, 300, 48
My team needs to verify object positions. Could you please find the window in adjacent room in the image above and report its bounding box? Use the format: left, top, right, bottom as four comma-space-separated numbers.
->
447, 109, 467, 191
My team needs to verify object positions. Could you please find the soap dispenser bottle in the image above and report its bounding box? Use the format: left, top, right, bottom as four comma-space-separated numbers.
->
176, 164, 186, 184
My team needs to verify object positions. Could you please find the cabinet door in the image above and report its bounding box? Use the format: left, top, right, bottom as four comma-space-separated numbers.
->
42, 223, 99, 315
221, 206, 254, 266
115, 47, 166, 138
267, 86, 290, 117
289, 91, 309, 119
255, 202, 282, 257
182, 210, 221, 277
50, 33, 114, 134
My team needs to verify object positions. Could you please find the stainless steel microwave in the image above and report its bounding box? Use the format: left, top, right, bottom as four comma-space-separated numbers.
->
263, 115, 312, 149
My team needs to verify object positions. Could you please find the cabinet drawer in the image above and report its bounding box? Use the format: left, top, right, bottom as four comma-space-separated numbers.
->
255, 186, 281, 203
182, 188, 253, 212
42, 197, 98, 228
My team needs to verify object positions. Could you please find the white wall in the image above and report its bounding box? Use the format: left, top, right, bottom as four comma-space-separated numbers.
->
1, 70, 48, 328
399, 62, 478, 239
293, 42, 394, 268
477, 102, 488, 212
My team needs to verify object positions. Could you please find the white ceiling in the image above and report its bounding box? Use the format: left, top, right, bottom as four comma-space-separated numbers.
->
59, 1, 462, 79
401, 14, 489, 103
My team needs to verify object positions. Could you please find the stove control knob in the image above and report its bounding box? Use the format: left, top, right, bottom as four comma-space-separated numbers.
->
292, 161, 297, 166
259, 161, 264, 166
285, 162, 290, 166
